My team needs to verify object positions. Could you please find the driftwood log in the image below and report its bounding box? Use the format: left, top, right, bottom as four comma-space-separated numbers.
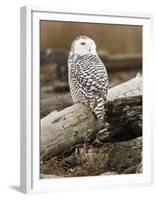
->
41, 75, 142, 161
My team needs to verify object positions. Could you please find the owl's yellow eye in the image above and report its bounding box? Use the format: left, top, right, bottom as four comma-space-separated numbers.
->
80, 42, 86, 45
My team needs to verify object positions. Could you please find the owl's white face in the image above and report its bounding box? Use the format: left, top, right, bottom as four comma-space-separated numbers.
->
71, 36, 97, 56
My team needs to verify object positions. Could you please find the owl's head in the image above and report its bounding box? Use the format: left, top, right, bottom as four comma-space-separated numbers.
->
70, 36, 97, 56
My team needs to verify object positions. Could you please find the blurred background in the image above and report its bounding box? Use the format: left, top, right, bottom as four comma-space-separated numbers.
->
40, 20, 142, 118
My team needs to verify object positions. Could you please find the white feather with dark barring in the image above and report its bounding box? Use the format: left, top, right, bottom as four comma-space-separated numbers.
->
68, 35, 109, 121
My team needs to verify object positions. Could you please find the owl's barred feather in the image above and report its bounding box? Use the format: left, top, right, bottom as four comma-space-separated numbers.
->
68, 36, 108, 121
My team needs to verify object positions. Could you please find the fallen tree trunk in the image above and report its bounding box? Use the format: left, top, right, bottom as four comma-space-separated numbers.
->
41, 75, 142, 161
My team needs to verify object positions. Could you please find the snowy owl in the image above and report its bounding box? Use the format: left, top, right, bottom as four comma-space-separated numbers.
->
68, 35, 109, 121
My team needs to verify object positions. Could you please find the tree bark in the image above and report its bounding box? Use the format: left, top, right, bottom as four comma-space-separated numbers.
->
41, 75, 142, 161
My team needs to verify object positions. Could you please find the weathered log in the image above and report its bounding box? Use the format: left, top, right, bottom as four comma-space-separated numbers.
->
102, 53, 142, 71
96, 95, 142, 143
40, 137, 142, 176
41, 75, 142, 160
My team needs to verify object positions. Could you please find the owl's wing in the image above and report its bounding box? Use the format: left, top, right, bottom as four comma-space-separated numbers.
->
75, 55, 109, 101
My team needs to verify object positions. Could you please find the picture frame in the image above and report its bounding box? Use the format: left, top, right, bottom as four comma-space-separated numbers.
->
20, 6, 153, 194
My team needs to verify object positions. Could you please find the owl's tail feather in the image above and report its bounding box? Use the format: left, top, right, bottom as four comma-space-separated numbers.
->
94, 97, 105, 122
